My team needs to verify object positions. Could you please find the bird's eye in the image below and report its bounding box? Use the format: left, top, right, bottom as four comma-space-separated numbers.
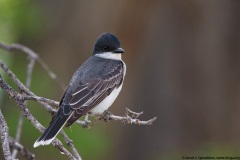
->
103, 46, 108, 50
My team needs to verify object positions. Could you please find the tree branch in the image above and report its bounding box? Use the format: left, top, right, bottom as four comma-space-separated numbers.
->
0, 109, 13, 160
60, 131, 82, 160
9, 136, 35, 160
0, 60, 57, 112
0, 42, 65, 89
12, 48, 36, 158
102, 109, 157, 125
0, 74, 77, 160
0, 59, 91, 127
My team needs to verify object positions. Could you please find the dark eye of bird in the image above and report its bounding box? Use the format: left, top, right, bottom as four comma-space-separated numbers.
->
103, 46, 108, 50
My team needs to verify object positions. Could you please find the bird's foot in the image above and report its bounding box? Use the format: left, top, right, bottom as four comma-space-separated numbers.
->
101, 110, 113, 122
82, 114, 91, 128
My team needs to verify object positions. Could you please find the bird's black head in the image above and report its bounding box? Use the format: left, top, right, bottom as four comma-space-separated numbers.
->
92, 32, 124, 55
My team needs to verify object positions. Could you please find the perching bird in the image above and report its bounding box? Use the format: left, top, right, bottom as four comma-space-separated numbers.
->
34, 33, 126, 148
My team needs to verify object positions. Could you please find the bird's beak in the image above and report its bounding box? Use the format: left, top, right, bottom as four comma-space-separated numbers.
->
113, 47, 125, 54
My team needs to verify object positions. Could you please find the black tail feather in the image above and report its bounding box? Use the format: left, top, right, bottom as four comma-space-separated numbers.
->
34, 105, 72, 147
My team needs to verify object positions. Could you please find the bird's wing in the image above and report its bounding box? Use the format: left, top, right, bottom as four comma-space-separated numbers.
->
65, 61, 124, 127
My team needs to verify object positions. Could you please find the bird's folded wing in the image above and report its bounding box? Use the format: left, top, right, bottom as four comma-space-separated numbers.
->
65, 62, 124, 126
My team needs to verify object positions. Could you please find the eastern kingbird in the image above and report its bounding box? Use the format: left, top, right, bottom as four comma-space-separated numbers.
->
34, 33, 126, 148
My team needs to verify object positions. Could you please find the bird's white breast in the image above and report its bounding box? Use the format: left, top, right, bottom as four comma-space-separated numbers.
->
90, 84, 123, 115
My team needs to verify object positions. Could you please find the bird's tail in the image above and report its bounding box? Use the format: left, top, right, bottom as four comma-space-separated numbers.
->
33, 108, 73, 148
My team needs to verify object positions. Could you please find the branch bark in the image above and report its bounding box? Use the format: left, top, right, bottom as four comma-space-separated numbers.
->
0, 74, 78, 160
9, 136, 35, 160
0, 109, 13, 160
102, 109, 157, 125
12, 49, 36, 158
0, 42, 56, 82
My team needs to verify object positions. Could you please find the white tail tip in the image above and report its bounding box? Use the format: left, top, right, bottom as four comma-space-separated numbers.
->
33, 138, 54, 148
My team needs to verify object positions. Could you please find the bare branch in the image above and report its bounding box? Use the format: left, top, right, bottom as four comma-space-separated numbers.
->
26, 55, 36, 87
0, 60, 57, 113
0, 42, 38, 59
12, 50, 36, 158
0, 59, 87, 126
0, 60, 31, 94
0, 109, 13, 160
0, 58, 86, 124
0, 42, 51, 79
9, 136, 35, 160
0, 75, 77, 160
60, 131, 82, 160
23, 95, 59, 107
102, 109, 157, 125
125, 107, 143, 118
0, 42, 66, 89
12, 112, 24, 158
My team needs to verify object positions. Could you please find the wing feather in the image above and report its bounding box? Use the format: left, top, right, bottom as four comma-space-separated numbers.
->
65, 61, 124, 127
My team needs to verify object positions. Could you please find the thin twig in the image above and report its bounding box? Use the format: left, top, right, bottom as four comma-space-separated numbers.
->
0, 42, 37, 59
9, 136, 35, 160
12, 54, 36, 158
0, 60, 32, 94
110, 114, 157, 125
0, 42, 57, 79
25, 57, 36, 89
0, 42, 66, 89
125, 107, 143, 118
104, 109, 157, 125
0, 60, 57, 111
0, 109, 13, 160
12, 112, 24, 158
23, 95, 59, 107
60, 131, 82, 160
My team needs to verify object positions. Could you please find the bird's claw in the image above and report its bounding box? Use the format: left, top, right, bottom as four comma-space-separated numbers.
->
102, 110, 113, 122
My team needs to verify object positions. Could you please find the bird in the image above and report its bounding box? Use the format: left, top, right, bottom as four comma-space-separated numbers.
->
33, 32, 126, 148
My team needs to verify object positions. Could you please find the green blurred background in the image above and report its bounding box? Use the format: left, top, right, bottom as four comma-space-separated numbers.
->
1, 0, 240, 160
